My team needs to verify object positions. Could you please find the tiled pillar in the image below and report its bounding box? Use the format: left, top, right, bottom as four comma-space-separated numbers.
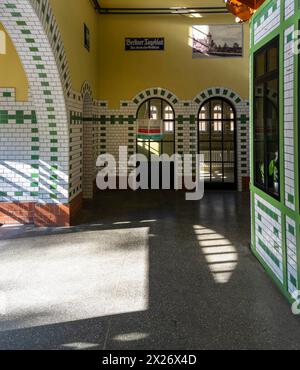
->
0, 1, 70, 226
83, 94, 94, 199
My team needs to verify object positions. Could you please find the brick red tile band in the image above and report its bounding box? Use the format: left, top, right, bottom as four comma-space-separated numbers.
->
0, 193, 83, 227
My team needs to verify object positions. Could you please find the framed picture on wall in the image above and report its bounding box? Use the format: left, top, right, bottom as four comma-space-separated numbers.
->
84, 23, 90, 52
192, 24, 243, 58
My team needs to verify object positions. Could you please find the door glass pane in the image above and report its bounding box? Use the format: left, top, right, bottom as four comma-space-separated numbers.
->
266, 78, 279, 196
223, 102, 234, 120
199, 121, 207, 132
254, 84, 265, 188
211, 128, 222, 141
149, 141, 161, 156
223, 142, 235, 162
150, 99, 162, 120
164, 121, 174, 133
212, 103, 222, 132
267, 45, 278, 72
199, 142, 210, 162
199, 122, 210, 141
138, 101, 149, 119
211, 142, 223, 162
253, 38, 279, 199
164, 131, 175, 142
199, 106, 208, 122
224, 163, 235, 183
255, 51, 265, 78
137, 140, 150, 157
211, 163, 223, 182
163, 101, 174, 120
224, 121, 235, 140
163, 142, 175, 156
211, 102, 222, 140
202, 163, 211, 182
211, 99, 223, 112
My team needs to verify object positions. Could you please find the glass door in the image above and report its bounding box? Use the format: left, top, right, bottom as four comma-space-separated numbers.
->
198, 99, 237, 189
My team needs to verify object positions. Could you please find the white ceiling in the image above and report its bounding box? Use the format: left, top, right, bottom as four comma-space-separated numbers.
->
99, 0, 226, 9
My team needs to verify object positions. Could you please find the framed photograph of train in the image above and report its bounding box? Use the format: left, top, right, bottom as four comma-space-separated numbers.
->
192, 24, 243, 58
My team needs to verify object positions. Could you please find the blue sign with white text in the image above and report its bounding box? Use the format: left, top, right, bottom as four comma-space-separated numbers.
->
125, 38, 165, 51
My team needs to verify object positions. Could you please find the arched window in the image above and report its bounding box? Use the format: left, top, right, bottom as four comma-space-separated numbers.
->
137, 98, 175, 159
198, 98, 237, 189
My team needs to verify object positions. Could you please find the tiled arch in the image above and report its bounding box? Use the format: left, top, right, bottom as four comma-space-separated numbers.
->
81, 81, 94, 101
0, 0, 69, 225
30, 0, 72, 98
132, 87, 179, 108
193, 87, 243, 108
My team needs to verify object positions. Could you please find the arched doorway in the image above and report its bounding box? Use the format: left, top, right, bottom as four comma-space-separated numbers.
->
198, 98, 237, 190
136, 98, 175, 189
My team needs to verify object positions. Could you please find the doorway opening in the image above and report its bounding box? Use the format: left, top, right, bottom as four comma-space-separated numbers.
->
198, 98, 237, 190
136, 98, 176, 189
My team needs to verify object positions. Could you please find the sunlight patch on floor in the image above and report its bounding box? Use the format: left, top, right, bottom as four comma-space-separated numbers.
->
62, 342, 99, 350
113, 332, 149, 342
193, 225, 238, 284
0, 228, 150, 331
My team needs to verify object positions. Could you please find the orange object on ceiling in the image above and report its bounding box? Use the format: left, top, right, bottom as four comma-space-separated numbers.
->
225, 0, 266, 22
236, 0, 266, 9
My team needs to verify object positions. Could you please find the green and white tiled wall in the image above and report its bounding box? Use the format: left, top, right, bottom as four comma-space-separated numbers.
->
284, 24, 295, 211
68, 96, 83, 201
0, 88, 40, 202
1, 85, 250, 206
30, 0, 72, 98
255, 195, 284, 284
286, 216, 298, 295
251, 0, 300, 302
0, 0, 69, 205
0, 0, 251, 219
81, 87, 250, 192
285, 0, 294, 19
253, 0, 281, 44
64, 86, 250, 200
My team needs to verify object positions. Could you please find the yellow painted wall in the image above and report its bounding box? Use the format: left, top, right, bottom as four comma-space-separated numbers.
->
50, 0, 99, 96
98, 14, 250, 108
0, 1, 98, 101
0, 3, 250, 107
0, 23, 28, 101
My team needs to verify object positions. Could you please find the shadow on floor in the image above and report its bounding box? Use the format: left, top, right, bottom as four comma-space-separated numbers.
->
0, 191, 299, 350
